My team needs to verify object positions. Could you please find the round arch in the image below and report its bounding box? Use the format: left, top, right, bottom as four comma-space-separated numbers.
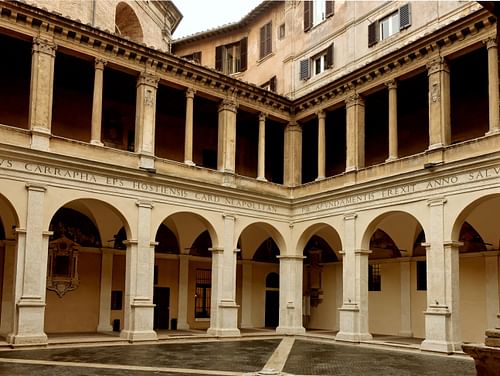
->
154, 211, 219, 253
295, 222, 342, 259
361, 210, 426, 257
236, 221, 286, 260
0, 193, 20, 239
46, 198, 132, 248
115, 2, 144, 43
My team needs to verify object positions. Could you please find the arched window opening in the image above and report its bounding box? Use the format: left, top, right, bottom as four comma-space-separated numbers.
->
190, 230, 212, 257
115, 2, 144, 43
369, 229, 401, 259
155, 224, 180, 254
253, 237, 279, 263
49, 208, 101, 248
459, 221, 487, 253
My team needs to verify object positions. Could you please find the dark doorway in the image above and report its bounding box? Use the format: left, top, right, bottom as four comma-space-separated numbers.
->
265, 290, 279, 327
153, 287, 170, 330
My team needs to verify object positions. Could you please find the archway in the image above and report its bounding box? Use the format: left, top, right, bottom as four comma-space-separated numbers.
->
0, 194, 19, 337
362, 211, 426, 339
115, 2, 144, 43
451, 195, 500, 343
153, 212, 217, 332
297, 223, 342, 331
237, 222, 285, 329
44, 199, 129, 334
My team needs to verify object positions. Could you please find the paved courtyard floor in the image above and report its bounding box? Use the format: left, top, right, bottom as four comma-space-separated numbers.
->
0, 337, 476, 376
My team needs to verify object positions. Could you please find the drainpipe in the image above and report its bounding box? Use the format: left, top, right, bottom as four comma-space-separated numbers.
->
91, 0, 96, 27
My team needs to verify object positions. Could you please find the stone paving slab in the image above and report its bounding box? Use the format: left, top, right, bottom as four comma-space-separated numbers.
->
0, 339, 280, 374
282, 339, 476, 376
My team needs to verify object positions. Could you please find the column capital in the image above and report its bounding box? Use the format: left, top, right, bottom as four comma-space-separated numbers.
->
443, 240, 464, 249
25, 182, 47, 192
286, 121, 301, 131
343, 213, 357, 221
95, 58, 107, 70
345, 93, 364, 108
259, 112, 267, 122
385, 79, 397, 90
427, 197, 447, 207
32, 37, 56, 56
355, 249, 372, 255
137, 72, 160, 88
136, 200, 154, 209
222, 213, 236, 221
484, 36, 498, 50
316, 110, 326, 119
208, 247, 224, 254
219, 98, 238, 113
186, 87, 196, 98
426, 56, 449, 75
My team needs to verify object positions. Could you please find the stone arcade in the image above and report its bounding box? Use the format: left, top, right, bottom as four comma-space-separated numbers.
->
0, 0, 499, 356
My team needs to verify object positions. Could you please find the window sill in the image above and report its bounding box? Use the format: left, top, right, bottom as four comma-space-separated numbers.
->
195, 318, 210, 322
257, 52, 275, 65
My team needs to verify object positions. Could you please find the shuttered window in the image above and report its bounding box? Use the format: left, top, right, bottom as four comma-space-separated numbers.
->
303, 1, 313, 31
368, 3, 411, 47
399, 3, 411, 29
325, 1, 335, 18
260, 21, 272, 59
300, 59, 310, 81
214, 38, 247, 74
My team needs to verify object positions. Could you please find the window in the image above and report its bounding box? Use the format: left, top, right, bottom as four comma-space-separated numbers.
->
215, 38, 247, 74
278, 23, 285, 40
299, 43, 334, 80
368, 264, 381, 291
304, 1, 335, 31
195, 269, 211, 318
416, 260, 427, 291
260, 21, 272, 59
111, 290, 123, 310
368, 4, 411, 47
181, 51, 202, 64
261, 76, 277, 92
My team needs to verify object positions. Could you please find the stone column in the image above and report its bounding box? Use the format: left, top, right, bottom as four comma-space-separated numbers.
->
283, 121, 302, 186
276, 255, 305, 335
240, 260, 253, 328
97, 249, 113, 332
0, 240, 16, 336
29, 37, 56, 151
316, 110, 326, 180
484, 253, 500, 329
121, 201, 157, 342
386, 80, 398, 161
207, 215, 240, 337
8, 184, 51, 346
421, 198, 461, 353
345, 94, 365, 172
336, 213, 372, 342
90, 58, 106, 146
485, 37, 500, 135
427, 57, 451, 150
135, 73, 160, 170
217, 98, 238, 174
257, 113, 267, 181
184, 88, 196, 166
177, 253, 190, 330
335, 263, 343, 331
399, 258, 413, 337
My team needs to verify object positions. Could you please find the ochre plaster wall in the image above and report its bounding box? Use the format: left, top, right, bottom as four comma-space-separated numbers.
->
308, 263, 337, 330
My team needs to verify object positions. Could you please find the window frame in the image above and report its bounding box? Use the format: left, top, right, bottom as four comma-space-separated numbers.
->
368, 264, 381, 291
194, 268, 211, 319
368, 3, 411, 47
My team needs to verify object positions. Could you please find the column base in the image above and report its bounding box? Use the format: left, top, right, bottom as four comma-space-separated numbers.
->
139, 154, 155, 171
184, 160, 196, 166
486, 129, 500, 137
336, 303, 372, 343
275, 326, 305, 335
31, 127, 51, 151
398, 330, 414, 337
176, 322, 190, 331
314, 176, 325, 181
256, 176, 268, 182
421, 305, 461, 353
120, 329, 157, 342
97, 324, 113, 332
7, 332, 48, 347
206, 327, 241, 337
90, 139, 104, 146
